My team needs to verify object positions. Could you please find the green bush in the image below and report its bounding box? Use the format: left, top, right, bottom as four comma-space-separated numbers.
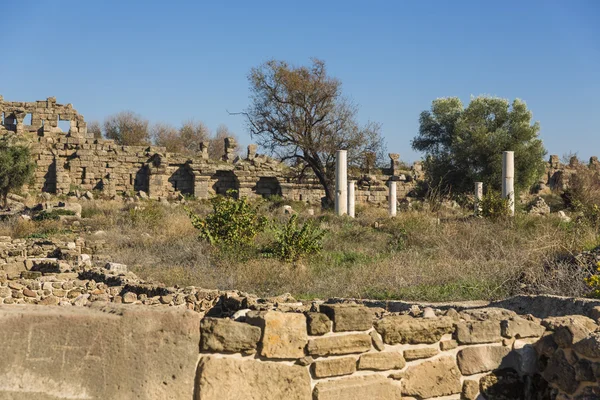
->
480, 190, 510, 220
188, 191, 267, 246
33, 209, 76, 221
267, 214, 325, 262
0, 144, 35, 208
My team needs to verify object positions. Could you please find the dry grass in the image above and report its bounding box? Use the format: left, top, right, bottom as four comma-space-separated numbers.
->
2, 197, 597, 301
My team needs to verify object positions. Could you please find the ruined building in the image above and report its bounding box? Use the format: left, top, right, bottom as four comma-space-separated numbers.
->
0, 96, 419, 204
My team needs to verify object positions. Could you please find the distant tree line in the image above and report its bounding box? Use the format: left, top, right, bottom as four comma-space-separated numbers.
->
87, 113, 238, 159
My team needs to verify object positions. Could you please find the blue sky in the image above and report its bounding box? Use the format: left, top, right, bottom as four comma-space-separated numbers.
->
1, 1, 598, 162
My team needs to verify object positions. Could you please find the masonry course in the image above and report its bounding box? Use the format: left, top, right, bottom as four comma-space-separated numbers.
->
1, 235, 600, 399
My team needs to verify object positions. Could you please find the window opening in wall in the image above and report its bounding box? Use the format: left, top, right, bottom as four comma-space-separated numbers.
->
58, 119, 71, 133
1, 112, 4, 125
23, 114, 32, 126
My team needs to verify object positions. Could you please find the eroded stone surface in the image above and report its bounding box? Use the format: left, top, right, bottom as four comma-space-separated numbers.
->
358, 352, 405, 371
313, 375, 401, 400
307, 334, 372, 356
319, 304, 373, 332
311, 357, 356, 378
306, 312, 332, 335
0, 303, 201, 400
196, 356, 311, 400
457, 345, 511, 375
200, 317, 261, 353
455, 320, 502, 344
401, 356, 462, 398
403, 347, 439, 361
247, 311, 307, 359
501, 317, 546, 338
374, 315, 454, 344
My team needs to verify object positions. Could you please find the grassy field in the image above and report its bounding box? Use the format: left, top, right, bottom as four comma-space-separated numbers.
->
2, 194, 598, 302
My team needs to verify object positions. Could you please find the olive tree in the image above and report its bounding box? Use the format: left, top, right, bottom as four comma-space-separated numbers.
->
412, 96, 546, 195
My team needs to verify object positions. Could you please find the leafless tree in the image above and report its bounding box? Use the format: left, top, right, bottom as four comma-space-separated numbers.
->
104, 111, 150, 146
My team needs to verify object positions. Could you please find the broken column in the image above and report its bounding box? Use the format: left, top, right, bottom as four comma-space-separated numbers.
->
474, 182, 483, 216
502, 151, 515, 216
389, 153, 400, 176
247, 144, 258, 161
223, 137, 237, 163
348, 180, 356, 218
389, 179, 397, 217
199, 141, 209, 160
335, 150, 348, 216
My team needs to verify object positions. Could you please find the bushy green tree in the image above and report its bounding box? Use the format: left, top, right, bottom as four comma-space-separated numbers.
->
0, 144, 35, 208
412, 96, 546, 195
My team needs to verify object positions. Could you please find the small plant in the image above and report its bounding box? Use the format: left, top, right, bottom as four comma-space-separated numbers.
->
188, 191, 267, 246
32, 209, 76, 221
267, 214, 325, 262
584, 263, 600, 298
480, 190, 510, 220
0, 144, 35, 208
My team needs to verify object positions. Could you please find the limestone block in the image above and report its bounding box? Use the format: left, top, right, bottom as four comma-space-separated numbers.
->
196, 356, 311, 400
358, 351, 405, 371
200, 317, 261, 353
456, 345, 511, 375
572, 332, 600, 359
307, 333, 372, 356
247, 311, 307, 359
479, 369, 526, 399
455, 320, 502, 344
313, 375, 402, 400
374, 315, 454, 344
306, 312, 332, 335
0, 303, 201, 400
462, 379, 479, 400
541, 349, 578, 394
370, 330, 385, 351
403, 347, 439, 361
401, 356, 462, 398
501, 317, 546, 338
440, 339, 458, 350
319, 304, 373, 332
311, 356, 356, 378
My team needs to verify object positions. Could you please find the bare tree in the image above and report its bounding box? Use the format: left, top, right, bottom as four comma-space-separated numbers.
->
153, 120, 211, 155
241, 59, 385, 205
104, 111, 150, 146
87, 121, 103, 139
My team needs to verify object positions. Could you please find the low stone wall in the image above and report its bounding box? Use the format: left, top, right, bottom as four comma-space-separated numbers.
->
1, 236, 600, 399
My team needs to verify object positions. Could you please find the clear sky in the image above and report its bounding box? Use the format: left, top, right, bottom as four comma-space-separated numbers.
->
1, 0, 598, 162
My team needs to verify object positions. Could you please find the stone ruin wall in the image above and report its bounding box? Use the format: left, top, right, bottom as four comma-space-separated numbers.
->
1, 235, 600, 399
0, 96, 420, 206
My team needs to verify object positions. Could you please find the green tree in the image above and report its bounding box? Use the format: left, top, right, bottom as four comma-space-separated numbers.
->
242, 59, 385, 205
0, 144, 35, 208
412, 96, 546, 195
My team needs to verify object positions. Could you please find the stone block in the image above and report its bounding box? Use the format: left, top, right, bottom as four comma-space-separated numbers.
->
374, 315, 454, 344
403, 347, 439, 361
401, 356, 462, 398
501, 317, 545, 338
306, 312, 332, 335
196, 356, 311, 400
307, 333, 372, 356
200, 317, 261, 353
440, 339, 458, 351
311, 356, 356, 378
0, 303, 201, 400
541, 349, 578, 394
313, 375, 402, 400
572, 332, 600, 359
319, 304, 373, 332
457, 345, 511, 375
247, 311, 307, 359
455, 320, 502, 344
462, 379, 479, 400
358, 351, 405, 371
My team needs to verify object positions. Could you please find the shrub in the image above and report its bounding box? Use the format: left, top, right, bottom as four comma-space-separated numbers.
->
480, 190, 510, 220
32, 209, 76, 221
0, 144, 35, 208
188, 192, 267, 246
584, 263, 600, 298
267, 214, 325, 262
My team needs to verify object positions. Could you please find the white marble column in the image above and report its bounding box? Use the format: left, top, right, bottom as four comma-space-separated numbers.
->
502, 151, 515, 216
474, 182, 483, 216
389, 180, 397, 217
335, 150, 348, 216
348, 180, 356, 218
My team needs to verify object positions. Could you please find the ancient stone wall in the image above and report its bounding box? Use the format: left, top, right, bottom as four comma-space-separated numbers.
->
1, 235, 599, 399
540, 154, 600, 193
0, 96, 419, 206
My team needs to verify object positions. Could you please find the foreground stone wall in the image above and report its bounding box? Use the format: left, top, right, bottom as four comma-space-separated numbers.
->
0, 96, 419, 205
1, 236, 600, 399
